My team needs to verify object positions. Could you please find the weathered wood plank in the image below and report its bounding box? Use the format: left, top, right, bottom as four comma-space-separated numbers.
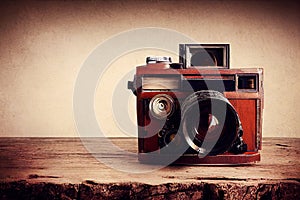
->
0, 137, 299, 199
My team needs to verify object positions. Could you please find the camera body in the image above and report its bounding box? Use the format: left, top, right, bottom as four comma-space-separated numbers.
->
128, 44, 263, 164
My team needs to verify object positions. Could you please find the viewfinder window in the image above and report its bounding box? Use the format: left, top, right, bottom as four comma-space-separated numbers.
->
238, 75, 257, 90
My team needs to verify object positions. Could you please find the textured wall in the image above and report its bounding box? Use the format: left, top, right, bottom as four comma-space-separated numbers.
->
0, 0, 299, 137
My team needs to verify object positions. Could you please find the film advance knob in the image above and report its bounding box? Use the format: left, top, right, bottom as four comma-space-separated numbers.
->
146, 56, 172, 64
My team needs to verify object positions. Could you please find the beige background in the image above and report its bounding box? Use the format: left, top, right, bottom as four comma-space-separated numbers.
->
0, 0, 299, 137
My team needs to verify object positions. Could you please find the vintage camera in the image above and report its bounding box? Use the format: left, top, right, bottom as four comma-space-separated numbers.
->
128, 44, 263, 164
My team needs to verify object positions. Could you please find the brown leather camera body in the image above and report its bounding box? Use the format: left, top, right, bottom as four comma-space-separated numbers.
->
128, 44, 263, 164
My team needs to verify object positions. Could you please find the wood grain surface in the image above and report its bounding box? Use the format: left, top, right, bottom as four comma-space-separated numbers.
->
0, 137, 299, 199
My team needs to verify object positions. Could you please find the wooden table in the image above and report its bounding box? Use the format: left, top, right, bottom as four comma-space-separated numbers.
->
0, 138, 299, 199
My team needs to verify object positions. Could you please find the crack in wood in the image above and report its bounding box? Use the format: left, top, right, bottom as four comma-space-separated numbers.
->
28, 174, 61, 179
275, 144, 291, 147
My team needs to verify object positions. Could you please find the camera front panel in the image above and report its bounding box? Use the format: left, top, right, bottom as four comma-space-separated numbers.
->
132, 66, 263, 164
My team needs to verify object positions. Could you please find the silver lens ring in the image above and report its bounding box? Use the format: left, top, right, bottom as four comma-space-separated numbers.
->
182, 90, 240, 155
149, 94, 174, 119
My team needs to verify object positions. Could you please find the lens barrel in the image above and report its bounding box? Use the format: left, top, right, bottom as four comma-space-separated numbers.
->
181, 90, 241, 155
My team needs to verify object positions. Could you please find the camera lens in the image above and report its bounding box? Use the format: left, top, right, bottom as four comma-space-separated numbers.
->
149, 94, 174, 119
182, 90, 240, 155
